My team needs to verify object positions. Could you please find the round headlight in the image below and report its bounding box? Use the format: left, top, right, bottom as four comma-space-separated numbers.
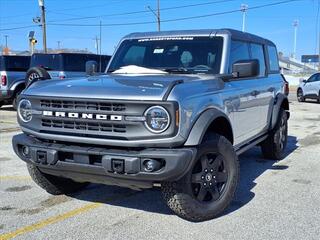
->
144, 106, 170, 133
18, 99, 32, 123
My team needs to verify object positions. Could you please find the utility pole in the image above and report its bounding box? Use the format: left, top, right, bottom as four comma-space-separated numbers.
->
240, 4, 248, 32
57, 41, 61, 50
147, 0, 161, 31
293, 20, 299, 59
4, 35, 8, 48
38, 0, 47, 53
94, 36, 99, 55
99, 20, 102, 72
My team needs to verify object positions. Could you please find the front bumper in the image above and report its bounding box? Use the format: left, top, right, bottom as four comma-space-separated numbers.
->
13, 134, 197, 189
0, 90, 14, 101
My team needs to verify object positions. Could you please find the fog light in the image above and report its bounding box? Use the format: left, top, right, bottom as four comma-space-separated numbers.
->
143, 159, 162, 172
22, 146, 30, 157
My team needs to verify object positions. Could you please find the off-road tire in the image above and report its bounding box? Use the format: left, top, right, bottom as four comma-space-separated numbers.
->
27, 164, 88, 195
25, 67, 51, 88
261, 109, 288, 160
161, 135, 239, 222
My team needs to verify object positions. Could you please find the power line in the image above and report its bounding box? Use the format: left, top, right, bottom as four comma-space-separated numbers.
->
0, 0, 301, 31
46, 0, 301, 27
0, 0, 236, 27
47, 0, 237, 23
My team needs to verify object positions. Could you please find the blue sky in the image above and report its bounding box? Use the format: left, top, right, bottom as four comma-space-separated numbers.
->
0, 0, 319, 60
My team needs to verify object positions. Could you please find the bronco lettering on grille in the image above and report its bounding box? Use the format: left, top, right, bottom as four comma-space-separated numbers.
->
42, 111, 122, 121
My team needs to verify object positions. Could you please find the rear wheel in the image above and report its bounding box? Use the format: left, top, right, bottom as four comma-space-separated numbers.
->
27, 164, 89, 195
261, 109, 288, 160
297, 88, 305, 102
161, 134, 239, 222
25, 67, 51, 88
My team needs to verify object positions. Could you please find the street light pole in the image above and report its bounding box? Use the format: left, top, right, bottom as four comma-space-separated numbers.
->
38, 0, 47, 53
293, 20, 299, 59
240, 4, 248, 32
4, 35, 8, 48
147, 0, 161, 31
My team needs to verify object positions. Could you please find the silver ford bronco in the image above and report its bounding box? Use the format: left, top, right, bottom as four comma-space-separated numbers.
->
13, 29, 289, 221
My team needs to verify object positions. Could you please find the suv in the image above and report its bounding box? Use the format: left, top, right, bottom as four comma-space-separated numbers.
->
13, 29, 289, 222
297, 72, 320, 102
0, 55, 30, 109
25, 53, 111, 87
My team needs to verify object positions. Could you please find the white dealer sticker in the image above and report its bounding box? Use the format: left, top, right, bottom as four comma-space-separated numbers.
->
153, 48, 164, 54
138, 37, 194, 42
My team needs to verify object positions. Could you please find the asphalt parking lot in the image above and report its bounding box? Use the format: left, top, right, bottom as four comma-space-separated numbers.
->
1, 96, 320, 240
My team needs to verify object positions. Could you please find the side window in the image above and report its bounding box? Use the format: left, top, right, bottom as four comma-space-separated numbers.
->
267, 45, 279, 72
122, 45, 146, 66
250, 43, 266, 77
229, 40, 250, 73
308, 74, 318, 82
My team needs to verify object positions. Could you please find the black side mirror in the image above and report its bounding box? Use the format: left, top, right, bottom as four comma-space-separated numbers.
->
85, 60, 98, 76
232, 59, 259, 78
302, 79, 307, 83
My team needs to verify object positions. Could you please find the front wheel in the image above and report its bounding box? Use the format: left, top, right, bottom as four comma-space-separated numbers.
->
261, 109, 288, 160
161, 135, 239, 222
297, 88, 305, 102
27, 164, 89, 195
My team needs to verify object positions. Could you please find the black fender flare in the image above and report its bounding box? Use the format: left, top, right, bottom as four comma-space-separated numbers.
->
270, 93, 289, 130
184, 108, 233, 146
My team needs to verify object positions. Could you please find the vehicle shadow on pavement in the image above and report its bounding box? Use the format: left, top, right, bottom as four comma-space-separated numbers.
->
69, 135, 298, 218
224, 135, 298, 215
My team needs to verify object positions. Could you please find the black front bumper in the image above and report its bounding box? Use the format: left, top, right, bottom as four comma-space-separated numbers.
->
13, 134, 197, 189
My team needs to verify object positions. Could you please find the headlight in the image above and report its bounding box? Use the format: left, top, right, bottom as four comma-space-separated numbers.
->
18, 99, 32, 123
144, 106, 170, 133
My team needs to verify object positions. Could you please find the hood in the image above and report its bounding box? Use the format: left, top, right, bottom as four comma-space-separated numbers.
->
24, 74, 208, 101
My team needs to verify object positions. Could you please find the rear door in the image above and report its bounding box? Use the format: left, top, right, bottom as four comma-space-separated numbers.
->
250, 43, 272, 131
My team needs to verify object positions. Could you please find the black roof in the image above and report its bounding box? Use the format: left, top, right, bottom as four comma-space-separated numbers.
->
124, 28, 276, 47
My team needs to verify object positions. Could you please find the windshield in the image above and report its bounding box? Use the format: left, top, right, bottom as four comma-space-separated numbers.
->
0, 56, 30, 71
108, 36, 223, 74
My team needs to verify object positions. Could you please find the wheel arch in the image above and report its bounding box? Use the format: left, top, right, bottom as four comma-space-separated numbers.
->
184, 109, 234, 146
271, 93, 290, 130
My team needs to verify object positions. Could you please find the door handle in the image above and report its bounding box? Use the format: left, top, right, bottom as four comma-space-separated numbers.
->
250, 90, 260, 96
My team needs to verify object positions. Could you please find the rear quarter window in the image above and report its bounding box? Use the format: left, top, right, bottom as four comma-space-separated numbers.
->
267, 45, 279, 72
0, 56, 30, 71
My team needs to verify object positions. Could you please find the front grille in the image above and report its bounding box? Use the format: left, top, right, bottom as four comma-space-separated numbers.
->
41, 119, 126, 133
40, 100, 126, 112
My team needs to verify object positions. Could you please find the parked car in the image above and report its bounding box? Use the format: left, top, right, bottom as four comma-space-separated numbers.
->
297, 72, 320, 102
25, 53, 111, 87
13, 29, 289, 221
0, 55, 30, 109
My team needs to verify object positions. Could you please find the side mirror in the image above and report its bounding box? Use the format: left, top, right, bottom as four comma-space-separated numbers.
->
232, 59, 259, 78
302, 79, 307, 83
85, 60, 98, 76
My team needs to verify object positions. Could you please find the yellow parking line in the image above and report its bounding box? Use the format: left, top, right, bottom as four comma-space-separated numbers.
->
0, 176, 31, 181
0, 192, 135, 240
0, 202, 102, 240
